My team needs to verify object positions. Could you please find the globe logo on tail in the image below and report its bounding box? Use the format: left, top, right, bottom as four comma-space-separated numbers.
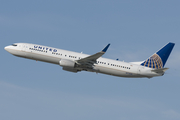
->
141, 53, 163, 69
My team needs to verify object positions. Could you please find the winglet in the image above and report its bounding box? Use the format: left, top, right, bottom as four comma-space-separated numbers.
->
102, 44, 110, 52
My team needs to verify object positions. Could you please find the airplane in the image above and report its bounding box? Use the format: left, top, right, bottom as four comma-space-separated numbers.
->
4, 42, 175, 78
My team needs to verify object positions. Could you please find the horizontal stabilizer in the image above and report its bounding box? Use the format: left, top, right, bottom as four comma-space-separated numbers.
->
151, 68, 169, 73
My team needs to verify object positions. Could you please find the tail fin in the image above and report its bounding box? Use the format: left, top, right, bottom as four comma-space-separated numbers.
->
141, 42, 175, 69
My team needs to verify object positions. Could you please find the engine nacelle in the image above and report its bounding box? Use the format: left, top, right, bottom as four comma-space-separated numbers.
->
59, 59, 75, 68
59, 59, 79, 73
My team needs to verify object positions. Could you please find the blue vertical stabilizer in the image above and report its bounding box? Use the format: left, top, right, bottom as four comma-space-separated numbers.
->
141, 42, 175, 69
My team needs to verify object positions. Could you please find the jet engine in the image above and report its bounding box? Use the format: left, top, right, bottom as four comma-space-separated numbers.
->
59, 59, 79, 73
59, 59, 76, 68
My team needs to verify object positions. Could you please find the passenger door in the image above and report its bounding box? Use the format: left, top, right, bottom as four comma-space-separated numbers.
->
21, 44, 27, 56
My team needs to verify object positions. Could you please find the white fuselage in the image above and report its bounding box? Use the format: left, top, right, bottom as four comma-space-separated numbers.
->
5, 43, 163, 78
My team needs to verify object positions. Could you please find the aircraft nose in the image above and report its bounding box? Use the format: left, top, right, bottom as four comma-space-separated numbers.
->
4, 46, 9, 51
4, 46, 11, 52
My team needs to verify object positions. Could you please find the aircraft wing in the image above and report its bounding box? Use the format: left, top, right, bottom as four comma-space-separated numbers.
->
76, 44, 110, 66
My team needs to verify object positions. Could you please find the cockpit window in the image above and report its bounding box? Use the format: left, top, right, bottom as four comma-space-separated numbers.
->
12, 44, 17, 46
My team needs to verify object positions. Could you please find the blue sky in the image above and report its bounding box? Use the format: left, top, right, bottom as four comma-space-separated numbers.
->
1, 0, 180, 120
